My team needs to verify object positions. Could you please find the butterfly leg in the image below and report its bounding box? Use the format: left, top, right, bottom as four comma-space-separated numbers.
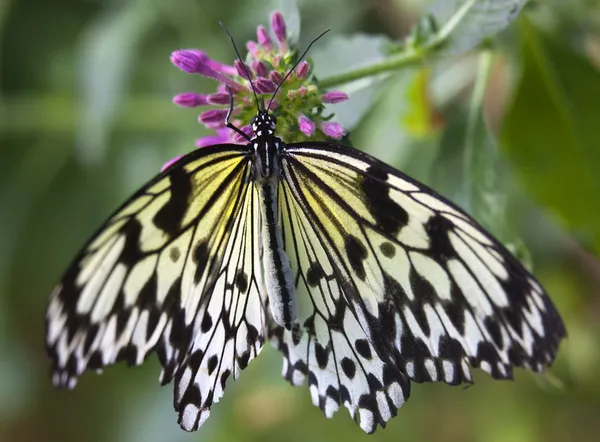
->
224, 85, 252, 142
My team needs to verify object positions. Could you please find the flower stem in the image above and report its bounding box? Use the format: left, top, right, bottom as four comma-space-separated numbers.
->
463, 48, 494, 209
318, 45, 432, 89
319, 0, 479, 89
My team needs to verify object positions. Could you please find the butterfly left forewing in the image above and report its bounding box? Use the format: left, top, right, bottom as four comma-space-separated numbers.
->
275, 141, 565, 431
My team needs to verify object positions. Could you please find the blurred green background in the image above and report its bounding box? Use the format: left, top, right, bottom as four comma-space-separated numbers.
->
1, 0, 599, 441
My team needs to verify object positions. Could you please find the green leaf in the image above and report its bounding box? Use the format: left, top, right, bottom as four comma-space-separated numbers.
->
501, 19, 600, 253
429, 0, 527, 53
432, 107, 530, 261
430, 51, 530, 263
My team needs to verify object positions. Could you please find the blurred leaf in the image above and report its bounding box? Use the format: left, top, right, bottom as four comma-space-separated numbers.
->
76, 0, 159, 165
501, 19, 600, 253
429, 0, 527, 53
431, 51, 529, 263
401, 68, 445, 137
0, 139, 70, 286
352, 68, 440, 184
312, 34, 392, 130
432, 109, 530, 260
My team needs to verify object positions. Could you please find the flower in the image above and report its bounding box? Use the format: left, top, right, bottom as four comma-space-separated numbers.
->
298, 114, 315, 137
321, 122, 346, 140
322, 91, 349, 104
163, 11, 349, 170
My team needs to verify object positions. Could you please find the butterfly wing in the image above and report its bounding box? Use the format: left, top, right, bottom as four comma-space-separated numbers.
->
272, 141, 565, 432
45, 144, 268, 430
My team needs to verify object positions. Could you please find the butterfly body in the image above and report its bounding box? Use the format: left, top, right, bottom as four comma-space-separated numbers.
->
46, 105, 565, 433
249, 112, 297, 329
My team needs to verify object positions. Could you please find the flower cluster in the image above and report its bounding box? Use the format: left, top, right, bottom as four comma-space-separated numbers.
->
165, 12, 348, 171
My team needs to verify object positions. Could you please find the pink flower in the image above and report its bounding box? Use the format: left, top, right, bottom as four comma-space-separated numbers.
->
272, 12, 287, 52
298, 115, 315, 136
257, 25, 273, 51
321, 122, 346, 139
165, 10, 350, 173
173, 92, 208, 107
322, 91, 349, 104
295, 61, 310, 79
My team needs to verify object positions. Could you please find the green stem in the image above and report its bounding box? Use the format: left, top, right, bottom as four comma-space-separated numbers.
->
463, 49, 494, 209
318, 46, 433, 89
319, 0, 478, 89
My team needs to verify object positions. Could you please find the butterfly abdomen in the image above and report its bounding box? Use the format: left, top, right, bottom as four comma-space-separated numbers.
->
258, 179, 296, 329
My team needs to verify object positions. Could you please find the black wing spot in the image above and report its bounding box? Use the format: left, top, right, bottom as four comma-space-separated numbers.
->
379, 242, 396, 258
88, 351, 103, 370
153, 168, 192, 235
146, 308, 161, 340
170, 308, 193, 352
207, 354, 218, 375
83, 323, 99, 355
445, 282, 466, 334
340, 357, 356, 379
437, 335, 463, 359
354, 339, 372, 360
425, 214, 455, 260
238, 351, 251, 369
409, 264, 437, 305
234, 270, 248, 293
306, 262, 325, 287
169, 247, 181, 262
362, 165, 408, 236
484, 316, 504, 349
192, 240, 210, 284
200, 313, 213, 333
181, 385, 202, 410
314, 342, 329, 369
119, 219, 143, 267
246, 324, 259, 344
138, 273, 158, 309
115, 308, 132, 337
345, 235, 368, 281
220, 369, 231, 389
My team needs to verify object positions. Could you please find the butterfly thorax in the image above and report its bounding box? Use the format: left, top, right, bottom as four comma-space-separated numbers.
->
250, 111, 282, 183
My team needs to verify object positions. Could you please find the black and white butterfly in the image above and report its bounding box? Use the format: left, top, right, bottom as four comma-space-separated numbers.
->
45, 39, 565, 433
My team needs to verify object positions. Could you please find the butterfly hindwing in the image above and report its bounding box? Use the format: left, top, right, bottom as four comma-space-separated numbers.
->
269, 178, 410, 432
271, 142, 565, 431
174, 174, 268, 430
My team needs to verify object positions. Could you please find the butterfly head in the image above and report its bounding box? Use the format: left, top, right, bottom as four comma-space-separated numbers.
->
250, 111, 277, 138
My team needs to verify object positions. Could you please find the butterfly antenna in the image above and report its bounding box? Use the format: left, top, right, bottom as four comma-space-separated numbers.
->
219, 21, 262, 111
267, 29, 331, 112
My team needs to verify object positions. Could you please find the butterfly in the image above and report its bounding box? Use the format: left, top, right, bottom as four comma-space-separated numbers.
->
45, 37, 566, 434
